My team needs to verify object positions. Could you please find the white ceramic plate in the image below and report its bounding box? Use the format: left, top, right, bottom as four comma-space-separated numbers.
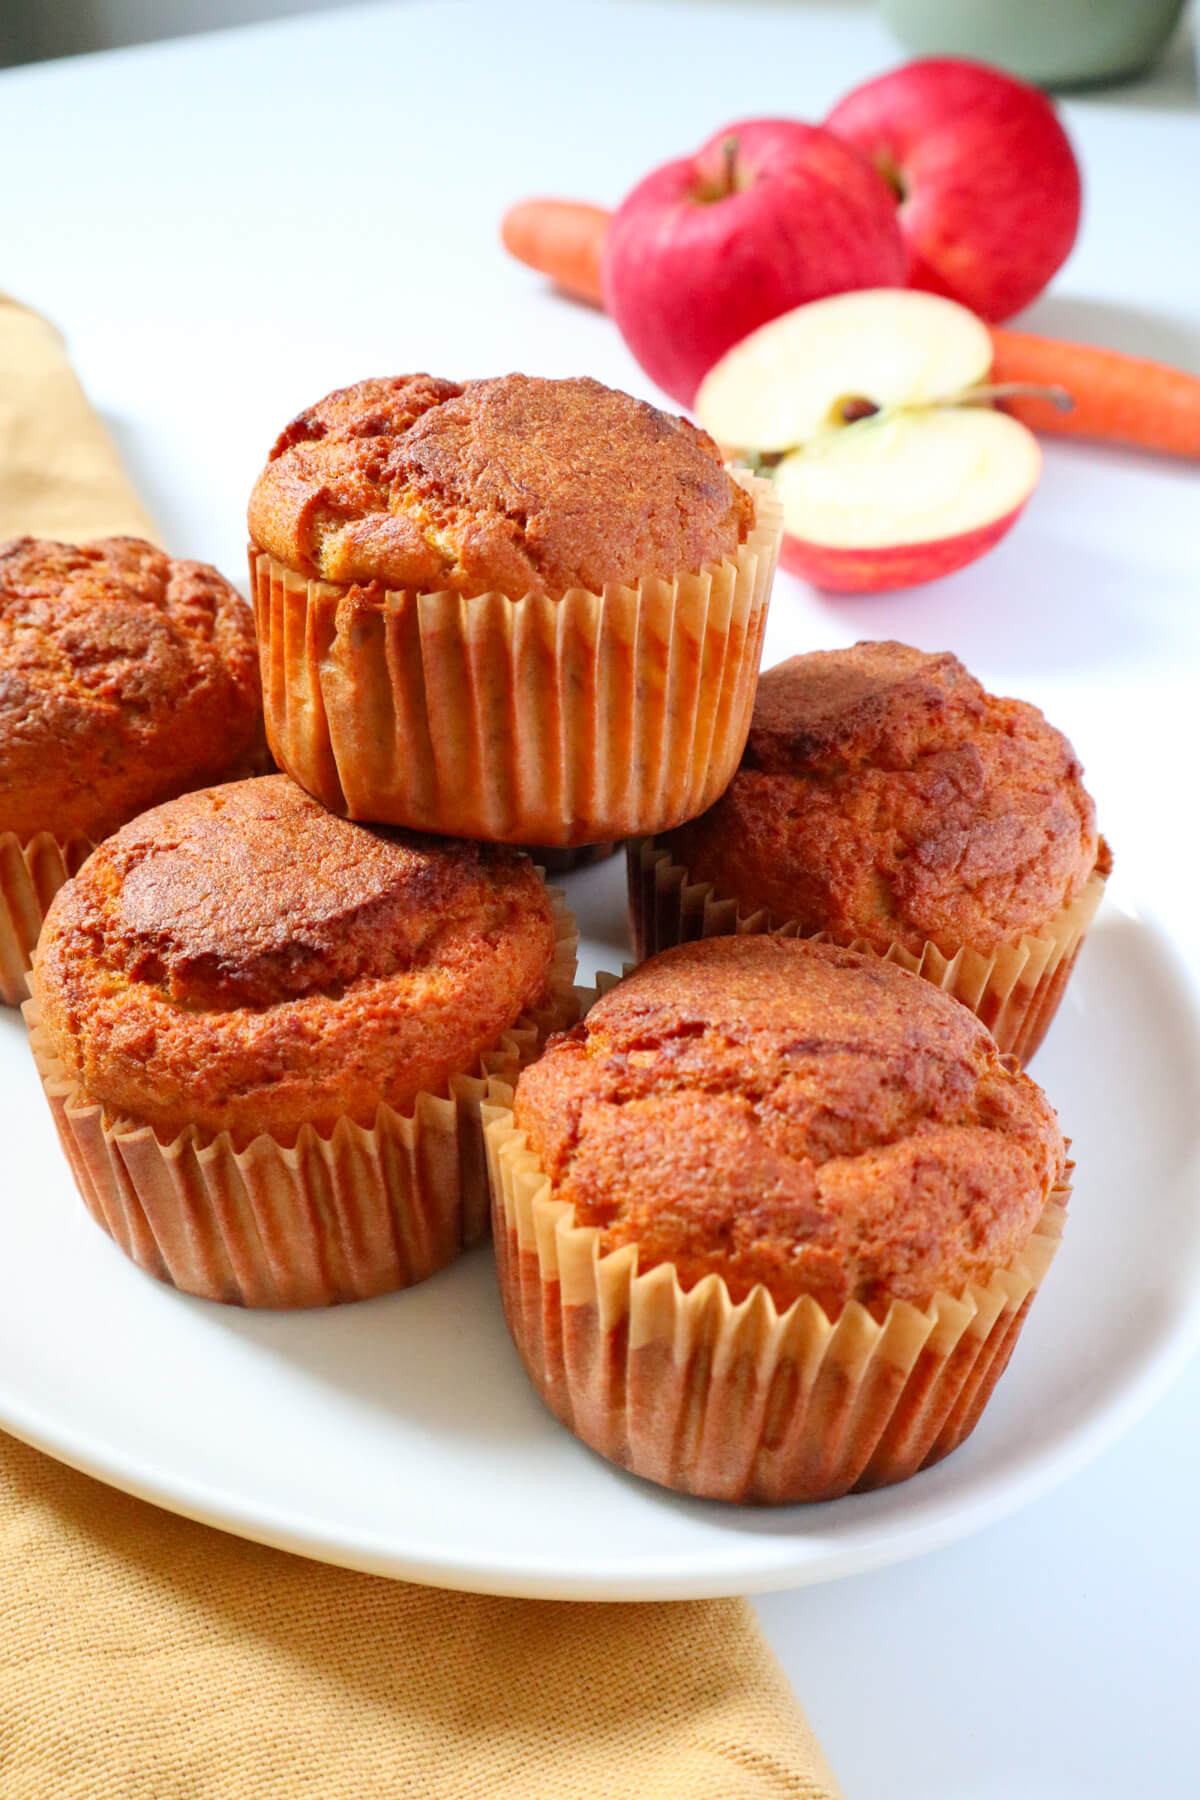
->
2, 859, 1198, 1601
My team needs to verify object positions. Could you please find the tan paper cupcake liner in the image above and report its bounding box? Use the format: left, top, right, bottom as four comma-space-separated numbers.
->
25, 890, 578, 1311
486, 1086, 1071, 1504
521, 841, 619, 877
628, 837, 1111, 1065
248, 473, 782, 846
0, 830, 93, 1008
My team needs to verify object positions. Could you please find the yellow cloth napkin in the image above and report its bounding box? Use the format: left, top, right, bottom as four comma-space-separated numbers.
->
0, 298, 843, 1800
0, 1436, 840, 1799
0, 293, 159, 542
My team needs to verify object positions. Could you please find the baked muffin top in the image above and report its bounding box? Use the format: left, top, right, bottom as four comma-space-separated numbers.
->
247, 372, 755, 599
515, 936, 1065, 1318
35, 775, 559, 1146
0, 536, 264, 844
662, 641, 1101, 956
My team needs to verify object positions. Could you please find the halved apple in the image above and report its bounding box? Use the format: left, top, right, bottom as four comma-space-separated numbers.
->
696, 288, 1042, 593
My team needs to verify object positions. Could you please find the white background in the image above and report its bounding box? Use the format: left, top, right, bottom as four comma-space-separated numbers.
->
2, 3, 1198, 1792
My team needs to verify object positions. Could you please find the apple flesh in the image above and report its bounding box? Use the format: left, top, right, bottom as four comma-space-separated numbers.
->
772, 408, 1040, 591
695, 288, 1042, 593
825, 58, 1081, 324
601, 118, 907, 408
699, 286, 995, 450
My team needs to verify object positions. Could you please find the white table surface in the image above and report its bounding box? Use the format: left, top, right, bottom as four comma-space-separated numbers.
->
2, 2, 1198, 1793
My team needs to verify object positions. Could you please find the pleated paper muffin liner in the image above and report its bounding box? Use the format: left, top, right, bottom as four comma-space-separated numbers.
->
248, 473, 782, 846
486, 1081, 1072, 1504
24, 890, 578, 1311
0, 830, 93, 1008
521, 841, 619, 877
627, 836, 1111, 1066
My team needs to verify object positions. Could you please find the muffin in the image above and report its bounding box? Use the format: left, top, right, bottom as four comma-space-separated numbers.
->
27, 774, 577, 1308
247, 373, 782, 844
0, 536, 267, 1006
631, 642, 1110, 1063
487, 936, 1070, 1504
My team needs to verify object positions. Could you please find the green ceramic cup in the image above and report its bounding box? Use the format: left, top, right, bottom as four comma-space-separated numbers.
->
880, 0, 1187, 88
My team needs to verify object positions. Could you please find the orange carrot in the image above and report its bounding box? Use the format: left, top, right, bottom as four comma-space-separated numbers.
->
500, 199, 610, 307
989, 327, 1200, 459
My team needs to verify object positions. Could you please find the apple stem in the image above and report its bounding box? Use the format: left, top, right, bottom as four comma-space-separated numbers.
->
954, 381, 1074, 413
875, 156, 907, 205
692, 134, 744, 204
721, 134, 740, 195
738, 380, 1074, 473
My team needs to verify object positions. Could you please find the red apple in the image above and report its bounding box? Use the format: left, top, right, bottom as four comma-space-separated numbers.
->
825, 58, 1081, 323
695, 288, 1042, 593
601, 119, 907, 407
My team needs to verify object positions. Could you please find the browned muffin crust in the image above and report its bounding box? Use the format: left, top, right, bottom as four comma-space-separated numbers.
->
247, 372, 755, 599
35, 775, 558, 1146
0, 536, 265, 844
515, 936, 1065, 1318
662, 641, 1100, 956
